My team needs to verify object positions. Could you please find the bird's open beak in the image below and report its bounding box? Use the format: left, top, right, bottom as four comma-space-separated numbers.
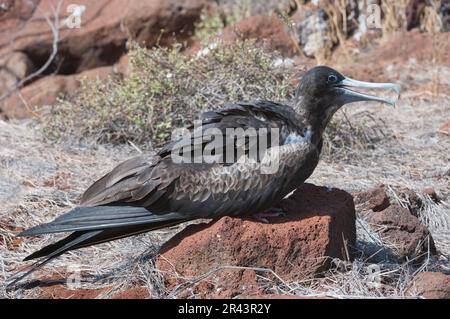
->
336, 77, 401, 107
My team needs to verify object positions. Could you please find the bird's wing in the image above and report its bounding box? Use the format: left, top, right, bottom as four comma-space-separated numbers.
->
12, 101, 305, 285
159, 101, 299, 160
80, 101, 300, 208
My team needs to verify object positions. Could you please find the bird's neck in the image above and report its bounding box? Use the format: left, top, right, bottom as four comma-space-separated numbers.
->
291, 95, 331, 146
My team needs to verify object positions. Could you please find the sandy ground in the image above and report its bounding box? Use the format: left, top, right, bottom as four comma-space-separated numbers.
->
0, 59, 449, 298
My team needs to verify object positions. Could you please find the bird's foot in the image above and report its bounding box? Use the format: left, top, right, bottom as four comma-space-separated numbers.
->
253, 207, 286, 223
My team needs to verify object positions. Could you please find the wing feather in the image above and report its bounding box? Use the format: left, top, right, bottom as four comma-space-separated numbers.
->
80, 101, 301, 211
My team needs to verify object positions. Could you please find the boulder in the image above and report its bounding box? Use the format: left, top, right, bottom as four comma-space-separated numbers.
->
365, 204, 436, 262
354, 184, 391, 212
156, 183, 356, 297
406, 272, 450, 299
0, 0, 206, 75
0, 0, 207, 119
1, 65, 114, 119
0, 0, 38, 31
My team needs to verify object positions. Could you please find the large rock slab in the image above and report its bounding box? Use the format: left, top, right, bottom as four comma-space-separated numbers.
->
156, 183, 356, 297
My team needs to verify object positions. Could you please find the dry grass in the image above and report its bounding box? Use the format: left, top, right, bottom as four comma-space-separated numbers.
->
321, 0, 352, 63
380, 0, 410, 36
1, 59, 448, 298
42, 41, 294, 147
0, 2, 449, 298
420, 0, 444, 33
292, 0, 445, 64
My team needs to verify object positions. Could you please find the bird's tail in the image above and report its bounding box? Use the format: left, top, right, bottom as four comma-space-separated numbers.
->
8, 206, 188, 287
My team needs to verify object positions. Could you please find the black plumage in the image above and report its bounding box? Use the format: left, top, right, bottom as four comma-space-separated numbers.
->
11, 66, 399, 285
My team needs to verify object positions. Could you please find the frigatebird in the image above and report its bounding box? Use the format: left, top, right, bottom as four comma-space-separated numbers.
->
11, 66, 400, 285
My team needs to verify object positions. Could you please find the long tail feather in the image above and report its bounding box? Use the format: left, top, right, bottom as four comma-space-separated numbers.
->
9, 206, 188, 287
17, 206, 186, 236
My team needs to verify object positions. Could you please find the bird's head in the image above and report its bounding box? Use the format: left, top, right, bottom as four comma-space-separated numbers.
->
295, 66, 400, 127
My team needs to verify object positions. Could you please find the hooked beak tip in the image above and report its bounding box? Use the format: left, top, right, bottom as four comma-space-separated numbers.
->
338, 77, 401, 107
392, 84, 401, 99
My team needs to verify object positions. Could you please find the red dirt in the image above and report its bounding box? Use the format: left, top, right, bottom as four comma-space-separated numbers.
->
111, 287, 151, 299
38, 285, 109, 299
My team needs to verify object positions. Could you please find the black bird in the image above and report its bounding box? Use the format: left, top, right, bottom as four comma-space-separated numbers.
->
12, 66, 400, 285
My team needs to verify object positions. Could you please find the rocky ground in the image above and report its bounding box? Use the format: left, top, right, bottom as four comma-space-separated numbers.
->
0, 0, 449, 299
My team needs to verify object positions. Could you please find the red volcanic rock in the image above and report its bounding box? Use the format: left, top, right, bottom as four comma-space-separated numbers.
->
406, 272, 450, 299
0, 0, 38, 31
354, 184, 391, 212
0, 0, 206, 76
1, 66, 114, 119
0, 0, 206, 119
366, 205, 436, 262
156, 183, 356, 297
0, 217, 24, 251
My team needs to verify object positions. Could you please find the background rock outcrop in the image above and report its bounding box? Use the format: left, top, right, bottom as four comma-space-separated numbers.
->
0, 0, 207, 118
0, 0, 206, 74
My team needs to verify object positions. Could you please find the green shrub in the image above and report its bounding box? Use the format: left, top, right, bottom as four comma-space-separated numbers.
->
42, 41, 295, 147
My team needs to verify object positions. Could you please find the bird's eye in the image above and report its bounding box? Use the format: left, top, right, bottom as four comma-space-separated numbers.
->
328, 74, 338, 83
